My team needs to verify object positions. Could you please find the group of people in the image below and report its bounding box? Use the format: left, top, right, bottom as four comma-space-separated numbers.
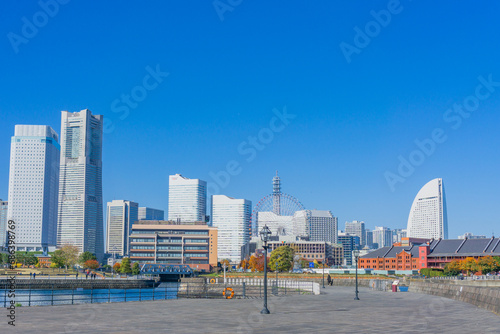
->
84, 270, 98, 280
29, 272, 36, 279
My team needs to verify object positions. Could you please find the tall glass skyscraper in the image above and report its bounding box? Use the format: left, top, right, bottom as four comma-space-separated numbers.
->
106, 200, 138, 256
211, 195, 251, 263
138, 207, 164, 221
0, 200, 9, 250
407, 178, 448, 240
7, 125, 60, 252
168, 174, 207, 222
57, 110, 104, 260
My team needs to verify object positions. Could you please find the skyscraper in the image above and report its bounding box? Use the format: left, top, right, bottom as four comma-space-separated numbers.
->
7, 125, 60, 252
138, 207, 164, 221
106, 200, 138, 256
372, 226, 392, 248
0, 200, 8, 250
57, 110, 104, 260
345, 220, 366, 246
407, 178, 448, 240
292, 210, 338, 243
168, 174, 207, 222
211, 195, 251, 263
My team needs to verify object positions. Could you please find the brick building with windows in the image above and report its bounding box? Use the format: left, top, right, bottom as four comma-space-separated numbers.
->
358, 237, 500, 271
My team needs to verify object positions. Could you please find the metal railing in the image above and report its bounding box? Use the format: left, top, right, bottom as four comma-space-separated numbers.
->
1, 285, 179, 307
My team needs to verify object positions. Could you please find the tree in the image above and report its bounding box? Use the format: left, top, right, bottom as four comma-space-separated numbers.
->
238, 259, 248, 270
51, 250, 66, 268
444, 260, 462, 276
269, 246, 295, 272
52, 245, 79, 268
83, 259, 100, 270
249, 253, 266, 272
220, 259, 231, 270
113, 263, 121, 273
461, 257, 480, 275
78, 252, 97, 265
120, 257, 132, 274
131, 262, 140, 275
478, 256, 500, 274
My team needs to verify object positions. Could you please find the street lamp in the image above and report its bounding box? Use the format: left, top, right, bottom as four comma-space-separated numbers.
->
353, 249, 360, 300
322, 258, 326, 288
259, 225, 272, 314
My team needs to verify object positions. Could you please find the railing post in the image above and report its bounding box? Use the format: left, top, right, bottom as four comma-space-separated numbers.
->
124, 288, 127, 302
165, 286, 167, 300
152, 286, 155, 301
4, 287, 7, 308
243, 282, 246, 298
72, 289, 74, 305
139, 287, 142, 302
29, 286, 31, 307
51, 287, 54, 306
91, 287, 93, 304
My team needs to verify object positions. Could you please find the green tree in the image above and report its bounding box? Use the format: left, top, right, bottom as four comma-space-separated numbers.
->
131, 262, 140, 275
113, 263, 121, 273
24, 253, 38, 266
78, 252, 97, 265
51, 250, 66, 268
120, 257, 132, 274
478, 256, 499, 274
269, 246, 295, 272
444, 260, 462, 276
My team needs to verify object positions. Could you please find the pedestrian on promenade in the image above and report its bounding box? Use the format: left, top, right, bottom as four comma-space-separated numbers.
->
30, 272, 32, 279
76, 272, 79, 279
327, 274, 332, 286
86, 273, 88, 279
33, 273, 36, 279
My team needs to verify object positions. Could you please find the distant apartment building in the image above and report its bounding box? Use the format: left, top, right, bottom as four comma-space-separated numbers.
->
0, 200, 8, 250
268, 241, 344, 266
138, 207, 164, 221
345, 220, 365, 246
337, 233, 358, 266
57, 110, 104, 260
106, 200, 139, 256
458, 232, 487, 239
168, 174, 207, 223
373, 226, 392, 248
293, 210, 338, 243
393, 228, 407, 243
7, 125, 60, 252
129, 221, 217, 272
211, 195, 251, 263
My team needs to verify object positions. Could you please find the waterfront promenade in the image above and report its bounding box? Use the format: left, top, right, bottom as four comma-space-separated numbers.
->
7, 286, 500, 333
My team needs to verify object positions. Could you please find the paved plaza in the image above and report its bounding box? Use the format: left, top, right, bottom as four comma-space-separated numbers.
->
6, 286, 500, 333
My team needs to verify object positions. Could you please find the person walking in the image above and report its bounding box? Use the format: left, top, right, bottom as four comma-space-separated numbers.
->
33, 273, 36, 279
327, 274, 332, 286
76, 272, 79, 279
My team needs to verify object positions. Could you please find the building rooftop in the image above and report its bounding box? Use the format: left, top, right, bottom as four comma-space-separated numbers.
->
362, 237, 500, 259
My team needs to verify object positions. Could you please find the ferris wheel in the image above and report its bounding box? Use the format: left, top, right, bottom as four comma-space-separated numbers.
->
251, 172, 305, 235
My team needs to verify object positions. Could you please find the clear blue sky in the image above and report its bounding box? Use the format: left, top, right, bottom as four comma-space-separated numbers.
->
1, 1, 499, 238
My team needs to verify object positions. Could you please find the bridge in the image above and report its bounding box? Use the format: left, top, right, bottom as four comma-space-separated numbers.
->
140, 264, 193, 281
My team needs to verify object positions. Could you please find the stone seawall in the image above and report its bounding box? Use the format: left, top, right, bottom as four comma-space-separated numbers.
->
0, 279, 156, 290
409, 280, 500, 315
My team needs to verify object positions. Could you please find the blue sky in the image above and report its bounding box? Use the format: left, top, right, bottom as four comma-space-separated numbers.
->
1, 1, 499, 238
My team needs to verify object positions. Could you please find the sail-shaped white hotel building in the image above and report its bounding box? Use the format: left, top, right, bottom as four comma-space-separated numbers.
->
407, 178, 448, 239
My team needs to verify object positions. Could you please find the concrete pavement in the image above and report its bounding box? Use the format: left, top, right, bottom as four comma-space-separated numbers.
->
5, 286, 500, 333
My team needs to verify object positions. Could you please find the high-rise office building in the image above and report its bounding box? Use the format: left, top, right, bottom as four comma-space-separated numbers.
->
138, 207, 164, 221
57, 110, 104, 260
106, 200, 139, 256
337, 233, 356, 266
407, 178, 448, 240
0, 200, 8, 250
345, 220, 366, 246
293, 210, 338, 243
168, 174, 207, 223
7, 125, 60, 253
365, 229, 374, 248
373, 226, 392, 248
211, 195, 251, 263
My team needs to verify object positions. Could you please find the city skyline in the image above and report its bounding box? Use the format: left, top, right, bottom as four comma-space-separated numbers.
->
1, 2, 499, 240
